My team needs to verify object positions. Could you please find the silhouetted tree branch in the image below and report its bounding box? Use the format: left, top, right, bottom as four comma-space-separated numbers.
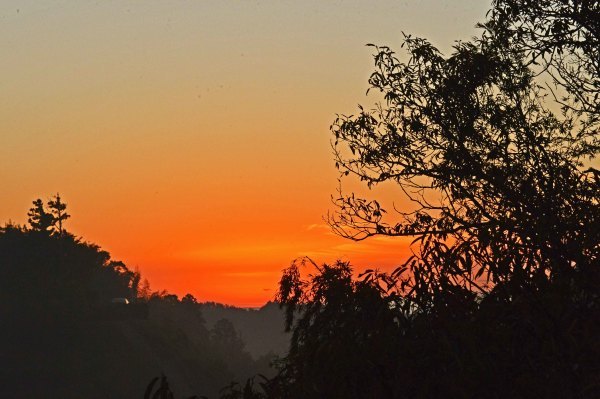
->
328, 13, 598, 305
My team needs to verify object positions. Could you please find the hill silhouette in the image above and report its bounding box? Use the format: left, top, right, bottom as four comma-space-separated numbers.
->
0, 196, 283, 398
199, 302, 289, 359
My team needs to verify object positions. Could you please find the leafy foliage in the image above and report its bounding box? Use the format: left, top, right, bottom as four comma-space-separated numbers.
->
273, 256, 600, 398
487, 0, 599, 123
269, 1, 600, 398
327, 0, 598, 313
276, 258, 401, 398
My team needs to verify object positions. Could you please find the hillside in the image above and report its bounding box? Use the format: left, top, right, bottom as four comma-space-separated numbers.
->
200, 302, 290, 359
3, 299, 280, 398
0, 209, 282, 398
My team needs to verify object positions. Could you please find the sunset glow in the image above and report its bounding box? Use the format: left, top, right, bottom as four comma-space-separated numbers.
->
1, 1, 490, 306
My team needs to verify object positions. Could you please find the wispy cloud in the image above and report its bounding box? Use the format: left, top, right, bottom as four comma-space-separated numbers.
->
221, 271, 277, 278
305, 223, 330, 231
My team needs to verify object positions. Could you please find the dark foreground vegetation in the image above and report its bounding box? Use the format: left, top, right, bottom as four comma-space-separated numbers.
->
235, 0, 600, 397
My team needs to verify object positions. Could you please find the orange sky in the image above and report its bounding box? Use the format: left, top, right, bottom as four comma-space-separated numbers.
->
1, 1, 490, 306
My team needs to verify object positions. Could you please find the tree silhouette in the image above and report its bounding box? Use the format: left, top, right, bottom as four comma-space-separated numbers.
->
211, 318, 245, 355
272, 1, 599, 397
27, 198, 54, 233
2, 195, 141, 321
327, 0, 598, 312
47, 193, 70, 235
27, 193, 71, 236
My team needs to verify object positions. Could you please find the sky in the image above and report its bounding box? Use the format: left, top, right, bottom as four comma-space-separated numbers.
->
1, 0, 491, 307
